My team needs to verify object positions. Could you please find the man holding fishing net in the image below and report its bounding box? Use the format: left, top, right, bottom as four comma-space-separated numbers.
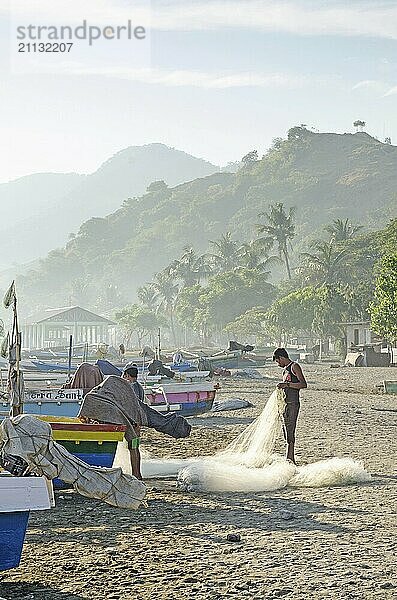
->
273, 348, 307, 465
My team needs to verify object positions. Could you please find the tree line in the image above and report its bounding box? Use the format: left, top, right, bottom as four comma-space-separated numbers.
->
115, 204, 397, 352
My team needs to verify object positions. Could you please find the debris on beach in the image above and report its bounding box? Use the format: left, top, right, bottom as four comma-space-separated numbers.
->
211, 397, 253, 412
232, 368, 263, 379
226, 533, 241, 542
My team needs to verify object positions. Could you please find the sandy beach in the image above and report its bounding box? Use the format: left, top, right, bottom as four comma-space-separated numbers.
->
1, 364, 396, 600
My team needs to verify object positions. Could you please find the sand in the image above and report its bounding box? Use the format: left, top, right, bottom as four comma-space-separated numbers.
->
1, 364, 396, 599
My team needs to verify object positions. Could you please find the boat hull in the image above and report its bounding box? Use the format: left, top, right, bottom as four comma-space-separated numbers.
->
150, 399, 214, 416
45, 420, 126, 489
20, 383, 216, 418
0, 476, 51, 571
20, 398, 214, 418
145, 383, 215, 416
383, 380, 397, 394
0, 511, 29, 571
31, 360, 79, 373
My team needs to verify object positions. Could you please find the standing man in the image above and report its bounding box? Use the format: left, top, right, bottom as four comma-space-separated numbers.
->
122, 364, 145, 480
119, 343, 126, 362
273, 348, 307, 464
172, 349, 183, 365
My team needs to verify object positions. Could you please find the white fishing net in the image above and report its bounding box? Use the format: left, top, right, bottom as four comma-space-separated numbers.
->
216, 388, 286, 468
115, 389, 371, 493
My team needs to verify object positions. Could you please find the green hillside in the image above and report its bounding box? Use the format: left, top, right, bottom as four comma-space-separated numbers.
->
17, 128, 397, 315
0, 144, 218, 269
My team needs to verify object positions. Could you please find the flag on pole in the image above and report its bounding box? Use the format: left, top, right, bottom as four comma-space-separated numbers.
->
3, 281, 16, 309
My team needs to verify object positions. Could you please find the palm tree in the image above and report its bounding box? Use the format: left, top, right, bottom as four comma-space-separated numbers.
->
238, 239, 281, 274
137, 283, 158, 311
103, 284, 122, 308
324, 218, 363, 242
208, 232, 238, 273
168, 247, 211, 287
152, 271, 179, 344
70, 278, 90, 305
300, 240, 348, 285
257, 203, 296, 279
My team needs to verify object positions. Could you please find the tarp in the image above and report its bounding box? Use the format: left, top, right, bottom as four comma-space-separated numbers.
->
79, 375, 191, 440
64, 362, 103, 390
79, 376, 148, 441
96, 359, 122, 376
0, 415, 146, 510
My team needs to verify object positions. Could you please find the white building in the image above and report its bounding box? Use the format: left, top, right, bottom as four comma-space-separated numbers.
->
343, 321, 372, 349
21, 306, 116, 349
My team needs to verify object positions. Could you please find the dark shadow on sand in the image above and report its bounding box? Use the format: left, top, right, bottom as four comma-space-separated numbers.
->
188, 416, 254, 427
24, 486, 365, 550
371, 473, 397, 481
0, 582, 86, 600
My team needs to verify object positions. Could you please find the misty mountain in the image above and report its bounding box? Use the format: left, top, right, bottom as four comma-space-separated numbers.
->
17, 129, 397, 314
0, 172, 84, 233
0, 144, 219, 269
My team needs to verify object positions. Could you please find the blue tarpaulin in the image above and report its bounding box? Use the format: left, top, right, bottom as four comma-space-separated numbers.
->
96, 359, 122, 376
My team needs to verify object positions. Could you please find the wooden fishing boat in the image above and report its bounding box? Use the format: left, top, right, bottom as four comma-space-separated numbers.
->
0, 416, 128, 491
44, 417, 126, 468
39, 416, 127, 489
15, 388, 85, 417
168, 361, 196, 372
18, 378, 217, 418
30, 360, 80, 373
145, 382, 216, 416
0, 475, 52, 571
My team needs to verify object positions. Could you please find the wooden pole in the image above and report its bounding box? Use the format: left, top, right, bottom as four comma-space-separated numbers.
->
12, 290, 22, 417
83, 341, 88, 362
157, 328, 161, 361
67, 334, 73, 378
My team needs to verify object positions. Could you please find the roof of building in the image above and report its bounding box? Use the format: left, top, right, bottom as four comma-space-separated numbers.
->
23, 306, 115, 326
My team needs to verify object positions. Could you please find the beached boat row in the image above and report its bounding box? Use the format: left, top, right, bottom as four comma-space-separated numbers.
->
12, 379, 216, 419
0, 375, 216, 492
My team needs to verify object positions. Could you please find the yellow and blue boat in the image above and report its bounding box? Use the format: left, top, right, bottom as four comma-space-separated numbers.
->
39, 416, 128, 488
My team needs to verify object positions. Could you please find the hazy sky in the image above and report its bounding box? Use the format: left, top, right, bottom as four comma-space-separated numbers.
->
1, 0, 396, 183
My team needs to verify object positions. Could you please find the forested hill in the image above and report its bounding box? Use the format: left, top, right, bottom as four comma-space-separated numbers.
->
0, 144, 218, 269
17, 128, 397, 314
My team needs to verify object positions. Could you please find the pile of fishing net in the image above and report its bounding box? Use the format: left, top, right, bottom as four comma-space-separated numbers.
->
128, 389, 371, 493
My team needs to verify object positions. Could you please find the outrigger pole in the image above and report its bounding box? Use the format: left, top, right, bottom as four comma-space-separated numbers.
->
3, 281, 24, 417
157, 328, 161, 361
67, 334, 73, 379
